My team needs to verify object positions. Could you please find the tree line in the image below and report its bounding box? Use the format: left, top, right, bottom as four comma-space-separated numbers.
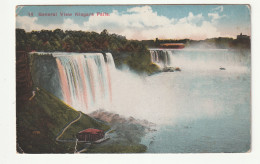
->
142, 36, 250, 49
16, 28, 159, 74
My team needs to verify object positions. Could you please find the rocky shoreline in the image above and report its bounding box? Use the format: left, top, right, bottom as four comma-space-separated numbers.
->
149, 66, 181, 76
85, 109, 157, 153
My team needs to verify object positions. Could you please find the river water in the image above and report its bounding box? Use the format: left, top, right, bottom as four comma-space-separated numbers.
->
140, 49, 251, 153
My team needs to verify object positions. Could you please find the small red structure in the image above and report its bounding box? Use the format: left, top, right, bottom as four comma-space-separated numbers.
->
160, 43, 185, 49
76, 128, 105, 142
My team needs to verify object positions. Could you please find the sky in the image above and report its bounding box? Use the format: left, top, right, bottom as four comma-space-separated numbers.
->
16, 5, 251, 40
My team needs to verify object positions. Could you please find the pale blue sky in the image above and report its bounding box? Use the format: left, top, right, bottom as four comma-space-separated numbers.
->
16, 5, 251, 40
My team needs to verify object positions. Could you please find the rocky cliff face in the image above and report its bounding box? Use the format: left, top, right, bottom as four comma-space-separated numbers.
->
16, 51, 33, 103
29, 53, 63, 99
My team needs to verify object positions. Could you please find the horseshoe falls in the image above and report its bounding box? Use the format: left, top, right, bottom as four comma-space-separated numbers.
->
149, 49, 250, 72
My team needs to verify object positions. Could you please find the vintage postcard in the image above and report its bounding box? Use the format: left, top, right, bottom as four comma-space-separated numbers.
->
16, 5, 251, 153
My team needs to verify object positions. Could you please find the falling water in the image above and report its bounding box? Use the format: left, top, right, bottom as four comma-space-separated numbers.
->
53, 52, 115, 112
150, 49, 171, 68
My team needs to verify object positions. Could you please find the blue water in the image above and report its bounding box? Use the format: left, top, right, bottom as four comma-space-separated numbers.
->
141, 49, 251, 153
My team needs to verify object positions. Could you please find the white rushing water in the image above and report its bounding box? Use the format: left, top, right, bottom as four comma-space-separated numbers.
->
52, 52, 115, 112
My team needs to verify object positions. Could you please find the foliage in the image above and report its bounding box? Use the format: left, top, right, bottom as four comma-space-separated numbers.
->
16, 28, 159, 74
60, 114, 110, 140
16, 88, 110, 153
86, 144, 147, 153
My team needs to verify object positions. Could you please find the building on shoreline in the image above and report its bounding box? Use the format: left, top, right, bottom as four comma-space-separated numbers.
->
237, 33, 250, 40
76, 128, 105, 142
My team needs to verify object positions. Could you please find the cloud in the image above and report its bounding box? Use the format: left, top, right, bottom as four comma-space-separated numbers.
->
127, 5, 153, 13
16, 16, 84, 31
16, 6, 223, 40
212, 6, 224, 12
61, 18, 82, 31
84, 6, 174, 31
16, 16, 39, 31
208, 6, 226, 23
83, 6, 220, 40
208, 12, 226, 22
178, 12, 203, 25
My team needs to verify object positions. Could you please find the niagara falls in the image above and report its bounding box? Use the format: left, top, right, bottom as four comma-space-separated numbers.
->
15, 5, 251, 154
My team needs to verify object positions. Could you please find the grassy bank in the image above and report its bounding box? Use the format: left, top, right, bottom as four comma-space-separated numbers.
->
17, 88, 148, 153
87, 144, 147, 153
16, 88, 109, 153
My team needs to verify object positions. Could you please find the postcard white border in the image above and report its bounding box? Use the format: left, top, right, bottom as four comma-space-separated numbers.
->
1, 0, 260, 164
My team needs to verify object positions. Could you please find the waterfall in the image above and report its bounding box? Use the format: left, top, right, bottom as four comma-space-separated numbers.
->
150, 50, 171, 68
32, 52, 116, 112
150, 49, 250, 72
105, 52, 116, 68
